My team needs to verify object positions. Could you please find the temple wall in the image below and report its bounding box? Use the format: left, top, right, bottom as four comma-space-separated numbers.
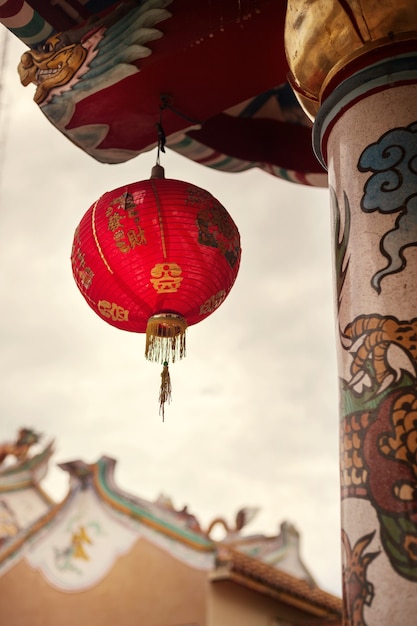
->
0, 537, 207, 626
207, 579, 317, 626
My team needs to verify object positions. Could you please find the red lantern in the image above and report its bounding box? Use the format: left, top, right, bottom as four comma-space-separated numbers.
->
71, 165, 241, 417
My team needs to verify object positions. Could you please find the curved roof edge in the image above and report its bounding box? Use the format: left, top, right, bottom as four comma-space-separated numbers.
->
58, 455, 215, 553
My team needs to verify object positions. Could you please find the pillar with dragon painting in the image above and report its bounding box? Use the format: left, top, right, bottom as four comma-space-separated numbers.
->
285, 1, 417, 625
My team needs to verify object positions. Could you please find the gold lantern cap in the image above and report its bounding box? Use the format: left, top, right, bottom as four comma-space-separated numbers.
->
285, 0, 417, 120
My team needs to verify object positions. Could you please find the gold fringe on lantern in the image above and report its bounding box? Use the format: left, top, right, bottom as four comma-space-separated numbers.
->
145, 313, 187, 364
159, 361, 171, 421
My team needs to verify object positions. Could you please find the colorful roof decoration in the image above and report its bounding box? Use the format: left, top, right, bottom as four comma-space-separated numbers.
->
0, 1, 327, 186
0, 428, 53, 492
0, 455, 215, 587
220, 519, 317, 585
0, 430, 55, 563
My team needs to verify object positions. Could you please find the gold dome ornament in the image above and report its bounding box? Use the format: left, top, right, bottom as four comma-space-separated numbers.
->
284, 0, 417, 120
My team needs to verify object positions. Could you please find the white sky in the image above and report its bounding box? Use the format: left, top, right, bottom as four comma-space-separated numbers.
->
0, 32, 341, 595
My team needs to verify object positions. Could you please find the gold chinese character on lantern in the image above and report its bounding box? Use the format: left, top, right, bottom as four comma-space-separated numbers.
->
71, 230, 94, 289
150, 263, 183, 293
199, 290, 226, 315
79, 267, 94, 289
106, 193, 146, 253
98, 300, 129, 322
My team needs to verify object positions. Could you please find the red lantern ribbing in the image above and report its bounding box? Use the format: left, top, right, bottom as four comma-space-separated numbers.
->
71, 165, 241, 418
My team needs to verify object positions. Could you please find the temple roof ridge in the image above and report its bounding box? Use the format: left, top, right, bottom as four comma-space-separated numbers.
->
56, 455, 213, 551
53, 456, 318, 583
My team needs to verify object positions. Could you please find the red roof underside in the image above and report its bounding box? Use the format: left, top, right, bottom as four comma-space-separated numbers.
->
61, 1, 288, 154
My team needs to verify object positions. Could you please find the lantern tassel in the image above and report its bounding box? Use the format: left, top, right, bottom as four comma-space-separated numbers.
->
146, 313, 187, 419
159, 361, 172, 422
145, 313, 187, 364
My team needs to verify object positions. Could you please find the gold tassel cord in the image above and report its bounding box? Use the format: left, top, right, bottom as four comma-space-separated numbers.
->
159, 361, 172, 422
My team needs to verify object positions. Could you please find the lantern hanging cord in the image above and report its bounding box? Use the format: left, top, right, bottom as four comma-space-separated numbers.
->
156, 95, 201, 165
155, 97, 168, 165
159, 94, 201, 125
156, 119, 166, 166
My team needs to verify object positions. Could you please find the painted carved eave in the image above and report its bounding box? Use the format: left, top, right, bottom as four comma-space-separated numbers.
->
0, 1, 326, 185
212, 546, 342, 620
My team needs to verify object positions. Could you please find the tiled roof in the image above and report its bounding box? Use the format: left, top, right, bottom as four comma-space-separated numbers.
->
213, 545, 342, 620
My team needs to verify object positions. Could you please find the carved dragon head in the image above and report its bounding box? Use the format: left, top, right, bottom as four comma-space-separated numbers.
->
18, 33, 88, 105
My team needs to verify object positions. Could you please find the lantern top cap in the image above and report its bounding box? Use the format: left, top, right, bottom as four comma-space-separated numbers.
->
151, 164, 165, 179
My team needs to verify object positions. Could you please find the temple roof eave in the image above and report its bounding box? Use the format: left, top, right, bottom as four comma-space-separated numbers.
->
212, 546, 342, 620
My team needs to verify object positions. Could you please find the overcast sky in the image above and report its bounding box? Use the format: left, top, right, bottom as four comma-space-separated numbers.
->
0, 32, 341, 594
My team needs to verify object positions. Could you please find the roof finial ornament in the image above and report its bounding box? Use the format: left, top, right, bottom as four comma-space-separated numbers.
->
0, 428, 41, 466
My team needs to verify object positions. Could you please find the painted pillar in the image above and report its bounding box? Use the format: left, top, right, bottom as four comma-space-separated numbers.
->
285, 3, 417, 625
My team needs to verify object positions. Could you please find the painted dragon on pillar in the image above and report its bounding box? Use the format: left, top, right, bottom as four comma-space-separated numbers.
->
332, 118, 417, 624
